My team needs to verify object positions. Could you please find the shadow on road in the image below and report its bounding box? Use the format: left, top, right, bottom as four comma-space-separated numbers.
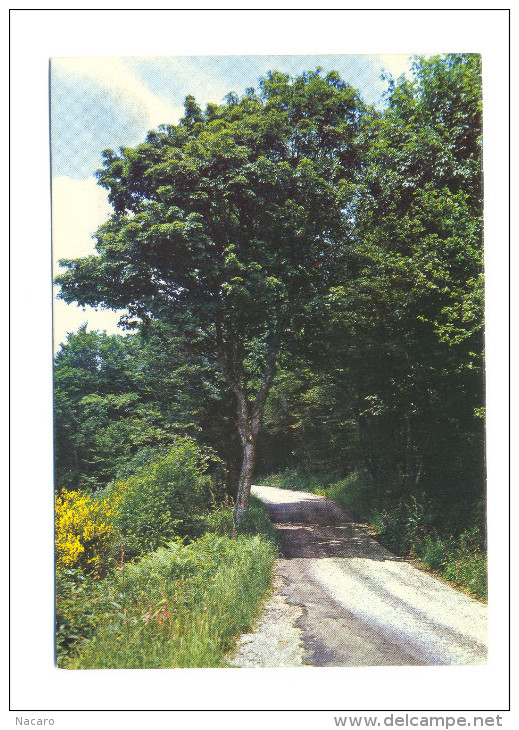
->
261, 494, 402, 561
275, 523, 401, 560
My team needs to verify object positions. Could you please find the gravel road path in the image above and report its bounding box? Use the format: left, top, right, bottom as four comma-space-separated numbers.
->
230, 485, 487, 667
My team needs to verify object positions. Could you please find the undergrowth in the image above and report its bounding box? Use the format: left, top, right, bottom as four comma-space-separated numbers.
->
55, 441, 278, 669
56, 496, 277, 669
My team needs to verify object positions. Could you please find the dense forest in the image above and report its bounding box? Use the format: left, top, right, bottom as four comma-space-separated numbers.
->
54, 55, 486, 668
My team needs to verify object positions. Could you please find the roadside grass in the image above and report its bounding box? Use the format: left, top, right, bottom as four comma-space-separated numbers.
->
261, 470, 329, 495
57, 497, 278, 669
261, 469, 487, 600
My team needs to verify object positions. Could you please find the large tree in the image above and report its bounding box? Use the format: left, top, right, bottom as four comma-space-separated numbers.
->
286, 54, 484, 500
347, 54, 484, 497
55, 69, 365, 521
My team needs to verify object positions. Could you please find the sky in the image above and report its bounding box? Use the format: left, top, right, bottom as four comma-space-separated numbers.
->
51, 54, 418, 351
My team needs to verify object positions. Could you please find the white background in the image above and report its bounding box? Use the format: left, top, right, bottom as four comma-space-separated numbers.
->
9, 4, 513, 728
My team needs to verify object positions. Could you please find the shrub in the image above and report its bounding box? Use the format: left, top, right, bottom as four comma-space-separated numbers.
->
369, 492, 436, 554
370, 505, 409, 551
442, 529, 487, 599
370, 501, 487, 599
417, 533, 448, 571
203, 495, 279, 544
327, 470, 376, 518
55, 489, 119, 572
114, 438, 219, 558
262, 469, 329, 494
55, 568, 104, 663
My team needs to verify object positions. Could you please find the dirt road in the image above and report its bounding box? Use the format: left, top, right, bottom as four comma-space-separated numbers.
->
230, 485, 487, 667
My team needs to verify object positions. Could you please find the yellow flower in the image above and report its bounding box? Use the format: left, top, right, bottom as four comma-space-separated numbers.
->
55, 489, 121, 572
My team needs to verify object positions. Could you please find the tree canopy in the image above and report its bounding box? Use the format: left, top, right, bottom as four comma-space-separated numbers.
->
55, 69, 366, 520
258, 55, 484, 508
56, 56, 484, 529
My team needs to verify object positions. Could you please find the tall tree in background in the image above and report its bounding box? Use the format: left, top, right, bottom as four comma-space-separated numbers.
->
55, 70, 365, 522
273, 54, 484, 500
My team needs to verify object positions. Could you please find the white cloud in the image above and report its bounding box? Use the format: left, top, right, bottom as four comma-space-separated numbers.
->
52, 175, 111, 267
53, 299, 126, 353
52, 56, 184, 129
376, 54, 435, 82
52, 175, 127, 350
377, 54, 414, 80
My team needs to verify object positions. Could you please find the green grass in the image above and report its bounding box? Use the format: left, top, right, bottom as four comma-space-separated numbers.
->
261, 469, 487, 600
57, 497, 278, 669
261, 469, 330, 495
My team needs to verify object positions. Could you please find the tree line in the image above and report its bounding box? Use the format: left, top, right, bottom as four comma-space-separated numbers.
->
55, 54, 484, 530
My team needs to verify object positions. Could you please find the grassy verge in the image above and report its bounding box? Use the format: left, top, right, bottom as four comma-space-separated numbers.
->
261, 469, 487, 600
57, 497, 278, 669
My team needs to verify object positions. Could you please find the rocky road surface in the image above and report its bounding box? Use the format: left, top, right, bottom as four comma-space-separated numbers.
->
230, 485, 488, 667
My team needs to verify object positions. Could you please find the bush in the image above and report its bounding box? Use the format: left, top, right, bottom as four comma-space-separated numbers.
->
442, 529, 487, 599
418, 533, 448, 571
203, 495, 279, 544
55, 489, 119, 573
262, 469, 328, 494
114, 438, 220, 558
326, 470, 376, 518
370, 500, 487, 599
55, 568, 106, 663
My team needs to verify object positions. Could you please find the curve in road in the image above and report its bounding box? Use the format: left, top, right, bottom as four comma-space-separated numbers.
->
231, 485, 488, 667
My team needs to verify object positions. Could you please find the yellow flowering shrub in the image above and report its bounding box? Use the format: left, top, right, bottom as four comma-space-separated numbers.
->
55, 489, 120, 572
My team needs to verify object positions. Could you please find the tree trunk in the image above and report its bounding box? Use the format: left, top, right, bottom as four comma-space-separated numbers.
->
214, 317, 280, 525
233, 392, 262, 525
234, 436, 256, 523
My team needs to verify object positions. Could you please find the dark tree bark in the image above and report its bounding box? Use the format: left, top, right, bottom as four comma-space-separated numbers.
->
215, 317, 279, 523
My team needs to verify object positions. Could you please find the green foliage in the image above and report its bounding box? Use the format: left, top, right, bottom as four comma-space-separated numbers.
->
112, 439, 222, 558
55, 568, 101, 661
54, 327, 179, 491
262, 468, 328, 495
58, 504, 277, 669
54, 56, 487, 631
370, 491, 486, 596
55, 58, 484, 523
202, 495, 279, 544
326, 471, 377, 518
55, 69, 367, 513
343, 54, 484, 498
441, 532, 487, 599
419, 533, 448, 572
332, 477, 486, 599
258, 55, 485, 517
54, 322, 242, 498
410, 526, 487, 600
